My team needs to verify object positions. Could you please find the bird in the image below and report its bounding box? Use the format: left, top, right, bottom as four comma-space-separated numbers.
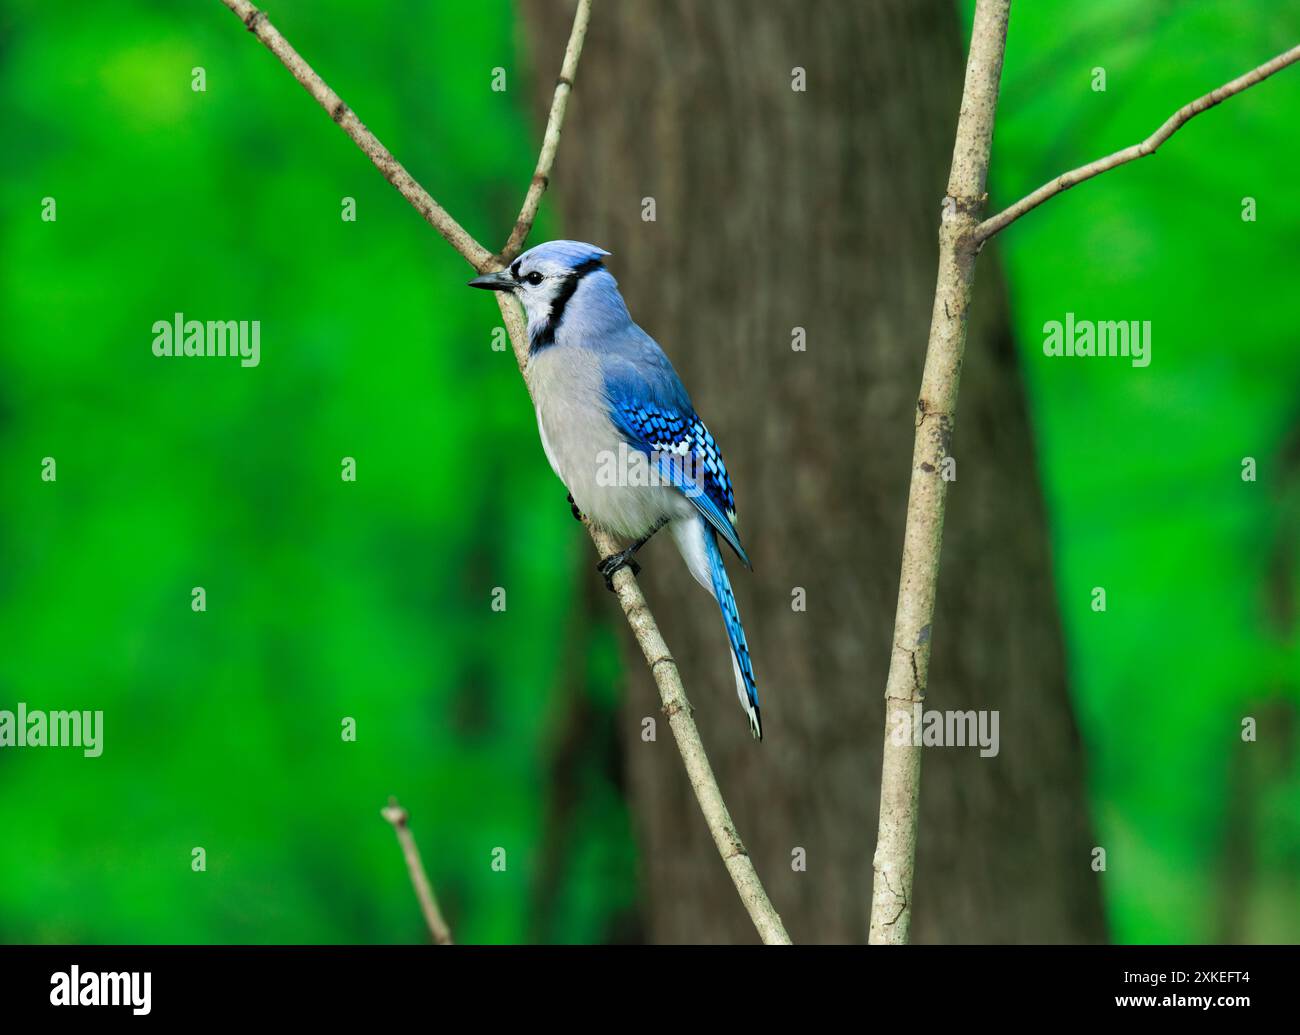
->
470, 240, 762, 739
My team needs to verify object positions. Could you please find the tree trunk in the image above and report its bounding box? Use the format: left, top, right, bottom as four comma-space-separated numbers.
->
522, 0, 1106, 943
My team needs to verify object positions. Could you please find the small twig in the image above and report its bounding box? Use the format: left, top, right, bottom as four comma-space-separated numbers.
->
220, 0, 789, 945
976, 41, 1300, 242
501, 0, 593, 261
382, 798, 453, 944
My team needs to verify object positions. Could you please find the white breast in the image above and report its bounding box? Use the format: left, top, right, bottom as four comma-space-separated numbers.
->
528, 345, 690, 540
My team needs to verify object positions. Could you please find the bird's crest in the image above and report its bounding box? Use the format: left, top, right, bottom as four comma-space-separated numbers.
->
513, 240, 610, 274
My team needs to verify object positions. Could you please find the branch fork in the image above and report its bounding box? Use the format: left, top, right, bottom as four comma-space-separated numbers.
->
219, 0, 789, 945
868, 0, 1299, 943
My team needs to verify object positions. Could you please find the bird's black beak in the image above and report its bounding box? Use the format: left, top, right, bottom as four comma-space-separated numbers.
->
467, 269, 516, 292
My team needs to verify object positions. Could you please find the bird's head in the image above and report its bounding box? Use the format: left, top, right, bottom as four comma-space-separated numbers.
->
468, 241, 618, 347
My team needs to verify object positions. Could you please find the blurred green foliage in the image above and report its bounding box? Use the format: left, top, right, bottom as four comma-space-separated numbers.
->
0, 0, 635, 943
984, 0, 1300, 942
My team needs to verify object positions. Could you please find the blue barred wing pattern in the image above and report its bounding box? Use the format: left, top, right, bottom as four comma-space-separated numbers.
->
609, 400, 750, 568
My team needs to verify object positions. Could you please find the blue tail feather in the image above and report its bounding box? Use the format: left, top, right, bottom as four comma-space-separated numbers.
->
704, 526, 762, 740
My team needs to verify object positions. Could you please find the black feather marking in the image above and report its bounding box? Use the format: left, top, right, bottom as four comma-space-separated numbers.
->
530, 257, 606, 354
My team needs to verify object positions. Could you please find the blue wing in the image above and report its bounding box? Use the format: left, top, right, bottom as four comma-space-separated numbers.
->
607, 394, 751, 569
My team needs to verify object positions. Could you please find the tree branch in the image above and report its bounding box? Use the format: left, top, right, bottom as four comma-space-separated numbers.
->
868, 0, 1011, 946
501, 0, 593, 260
219, 0, 789, 945
869, 10, 1298, 946
491, 289, 787, 944
382, 798, 453, 944
976, 41, 1300, 242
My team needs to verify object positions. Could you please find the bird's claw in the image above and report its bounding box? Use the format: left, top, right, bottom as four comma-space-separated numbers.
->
597, 550, 641, 592
567, 493, 585, 523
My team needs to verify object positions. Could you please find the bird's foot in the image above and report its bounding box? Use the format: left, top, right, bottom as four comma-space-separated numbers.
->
596, 518, 669, 591
567, 493, 585, 523
597, 548, 642, 592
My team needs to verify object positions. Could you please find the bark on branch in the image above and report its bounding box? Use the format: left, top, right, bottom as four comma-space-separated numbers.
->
218, 0, 789, 945
976, 41, 1300, 241
868, 0, 1012, 946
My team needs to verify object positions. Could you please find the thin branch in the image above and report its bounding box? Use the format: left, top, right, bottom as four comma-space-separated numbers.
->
493, 293, 790, 945
976, 41, 1300, 241
501, 0, 593, 261
868, 0, 1012, 946
869, 9, 1300, 947
220, 0, 789, 945
219, 0, 495, 272
382, 798, 453, 944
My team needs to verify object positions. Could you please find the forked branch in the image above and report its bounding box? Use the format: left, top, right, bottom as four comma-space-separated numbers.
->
870, 2, 1298, 944
219, 0, 789, 945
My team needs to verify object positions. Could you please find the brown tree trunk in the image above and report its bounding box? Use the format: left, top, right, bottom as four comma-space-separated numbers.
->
522, 0, 1106, 943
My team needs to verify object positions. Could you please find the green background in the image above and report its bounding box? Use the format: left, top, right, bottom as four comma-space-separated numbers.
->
987, 0, 1300, 942
1, 0, 1296, 943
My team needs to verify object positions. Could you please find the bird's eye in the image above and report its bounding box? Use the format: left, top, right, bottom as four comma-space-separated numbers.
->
525, 271, 544, 286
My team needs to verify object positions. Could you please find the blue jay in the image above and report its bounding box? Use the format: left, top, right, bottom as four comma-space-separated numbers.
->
470, 241, 762, 739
